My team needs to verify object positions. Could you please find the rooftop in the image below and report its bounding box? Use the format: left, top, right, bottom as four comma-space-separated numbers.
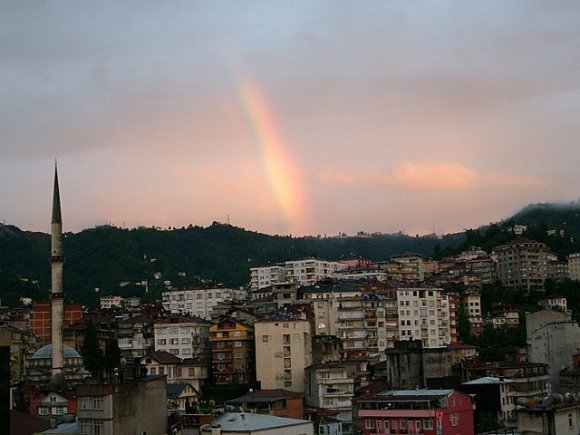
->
206, 412, 311, 432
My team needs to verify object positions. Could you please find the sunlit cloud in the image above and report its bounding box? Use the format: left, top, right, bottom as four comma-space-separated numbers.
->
317, 161, 546, 192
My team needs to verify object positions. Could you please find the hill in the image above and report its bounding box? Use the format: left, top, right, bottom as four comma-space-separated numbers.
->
0, 222, 464, 308
2, 201, 580, 308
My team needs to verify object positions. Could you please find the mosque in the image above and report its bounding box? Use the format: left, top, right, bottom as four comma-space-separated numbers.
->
23, 165, 90, 386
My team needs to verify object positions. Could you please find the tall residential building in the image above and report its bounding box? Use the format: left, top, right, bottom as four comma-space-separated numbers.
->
493, 239, 552, 293
389, 253, 425, 281
461, 291, 483, 337
162, 287, 247, 319
210, 318, 255, 385
255, 312, 312, 392
396, 288, 453, 348
154, 315, 211, 361
285, 258, 347, 286
568, 253, 580, 281
299, 281, 364, 336
250, 265, 287, 290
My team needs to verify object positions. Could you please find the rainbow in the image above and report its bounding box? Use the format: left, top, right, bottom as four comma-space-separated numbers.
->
237, 79, 307, 235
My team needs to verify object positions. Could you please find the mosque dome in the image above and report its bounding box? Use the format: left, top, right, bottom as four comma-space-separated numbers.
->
31, 344, 82, 360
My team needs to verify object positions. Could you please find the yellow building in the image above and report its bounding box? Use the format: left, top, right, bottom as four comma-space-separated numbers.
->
210, 318, 254, 385
255, 313, 311, 393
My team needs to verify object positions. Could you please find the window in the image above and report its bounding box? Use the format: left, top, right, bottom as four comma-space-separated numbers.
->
262, 335, 269, 342
424, 418, 433, 429
150, 368, 156, 375
196, 293, 203, 299
400, 419, 407, 429
234, 341, 242, 347
39, 407, 49, 415
234, 352, 243, 359
451, 413, 458, 426
365, 419, 375, 429
157, 339, 166, 345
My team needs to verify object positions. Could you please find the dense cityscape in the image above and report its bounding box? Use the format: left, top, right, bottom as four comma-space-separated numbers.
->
3, 3, 580, 435
3, 167, 580, 435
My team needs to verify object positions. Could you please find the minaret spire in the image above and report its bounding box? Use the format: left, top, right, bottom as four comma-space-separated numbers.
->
50, 162, 65, 385
52, 161, 62, 224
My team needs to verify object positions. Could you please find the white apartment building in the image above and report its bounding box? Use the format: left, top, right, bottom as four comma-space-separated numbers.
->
250, 265, 287, 290
154, 315, 211, 360
254, 314, 312, 392
100, 296, 124, 310
396, 288, 452, 348
285, 258, 347, 286
162, 287, 247, 319
569, 253, 580, 281
462, 292, 483, 336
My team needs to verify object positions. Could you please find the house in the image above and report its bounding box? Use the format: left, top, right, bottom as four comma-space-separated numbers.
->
461, 376, 516, 427
200, 412, 314, 435
226, 389, 304, 419
166, 383, 199, 414
355, 389, 475, 435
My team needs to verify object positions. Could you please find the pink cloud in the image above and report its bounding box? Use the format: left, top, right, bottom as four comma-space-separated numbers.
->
317, 161, 546, 192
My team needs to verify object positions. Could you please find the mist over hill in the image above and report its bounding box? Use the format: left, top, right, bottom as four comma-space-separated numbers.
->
1, 202, 580, 308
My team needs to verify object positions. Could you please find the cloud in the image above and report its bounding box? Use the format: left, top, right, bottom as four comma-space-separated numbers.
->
317, 161, 545, 192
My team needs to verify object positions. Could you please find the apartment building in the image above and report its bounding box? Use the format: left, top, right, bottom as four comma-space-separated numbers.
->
76, 376, 167, 435
300, 281, 364, 336
285, 258, 347, 286
457, 362, 550, 404
210, 318, 255, 385
462, 291, 483, 337
568, 253, 580, 281
305, 362, 355, 435
99, 296, 124, 310
154, 315, 211, 361
162, 287, 247, 319
396, 288, 453, 348
250, 265, 287, 290
29, 301, 83, 346
390, 253, 425, 281
255, 312, 312, 392
356, 389, 475, 435
116, 313, 154, 359
493, 239, 552, 293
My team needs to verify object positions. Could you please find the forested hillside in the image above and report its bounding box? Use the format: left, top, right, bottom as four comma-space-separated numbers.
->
1, 202, 580, 308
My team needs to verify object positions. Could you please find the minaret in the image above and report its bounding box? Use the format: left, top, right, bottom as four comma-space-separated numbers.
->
50, 162, 65, 379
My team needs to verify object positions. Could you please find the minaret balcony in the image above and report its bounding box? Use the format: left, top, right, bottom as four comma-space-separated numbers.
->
50, 292, 65, 299
51, 255, 65, 262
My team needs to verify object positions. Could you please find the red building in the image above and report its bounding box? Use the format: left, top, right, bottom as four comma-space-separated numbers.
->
29, 301, 83, 345
356, 389, 475, 435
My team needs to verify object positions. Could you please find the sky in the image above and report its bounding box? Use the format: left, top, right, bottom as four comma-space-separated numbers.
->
1, 1, 580, 237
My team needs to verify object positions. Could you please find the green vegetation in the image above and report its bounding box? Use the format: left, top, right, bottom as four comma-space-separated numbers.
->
1, 202, 580, 309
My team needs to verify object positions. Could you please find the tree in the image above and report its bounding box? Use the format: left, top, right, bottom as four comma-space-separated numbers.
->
81, 322, 104, 377
104, 339, 121, 373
